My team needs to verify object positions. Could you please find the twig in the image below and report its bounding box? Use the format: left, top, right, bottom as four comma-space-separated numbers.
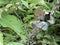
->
50, 0, 60, 16
14, 11, 22, 20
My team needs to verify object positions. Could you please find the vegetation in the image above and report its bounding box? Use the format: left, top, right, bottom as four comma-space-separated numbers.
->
0, 0, 60, 45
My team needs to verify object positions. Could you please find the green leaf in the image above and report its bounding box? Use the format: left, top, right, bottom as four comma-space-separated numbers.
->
6, 42, 24, 45
0, 14, 26, 42
0, 32, 3, 45
42, 39, 50, 44
28, 0, 45, 5
21, 0, 29, 8
0, 0, 10, 6
0, 9, 3, 18
10, 0, 21, 4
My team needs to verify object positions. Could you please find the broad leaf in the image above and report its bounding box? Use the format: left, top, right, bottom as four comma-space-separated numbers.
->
21, 0, 29, 8
0, 0, 9, 6
28, 0, 45, 5
0, 32, 3, 45
6, 42, 24, 45
0, 9, 3, 18
0, 14, 26, 42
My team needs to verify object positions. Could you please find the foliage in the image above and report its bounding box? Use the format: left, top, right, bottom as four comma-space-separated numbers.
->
0, 32, 3, 45
0, 0, 60, 45
6, 42, 24, 45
